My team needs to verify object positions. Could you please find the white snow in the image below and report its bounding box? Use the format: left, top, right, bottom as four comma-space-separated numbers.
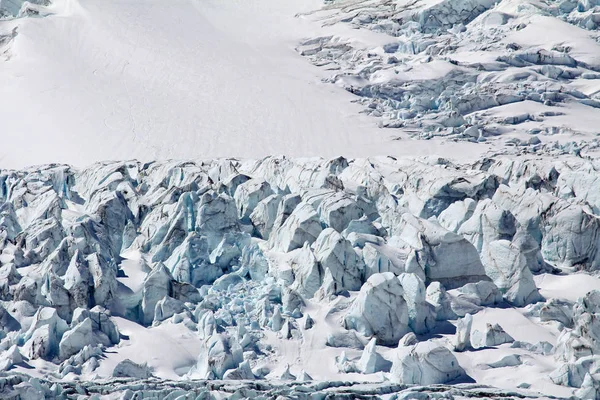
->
0, 0, 462, 169
95, 317, 202, 380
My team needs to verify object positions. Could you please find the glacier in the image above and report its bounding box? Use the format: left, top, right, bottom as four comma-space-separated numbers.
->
2, 0, 600, 398
0, 154, 597, 398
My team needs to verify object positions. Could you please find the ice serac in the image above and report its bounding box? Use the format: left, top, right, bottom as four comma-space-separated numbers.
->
326, 330, 366, 350
250, 194, 281, 240
288, 243, 323, 298
538, 298, 573, 327
398, 273, 436, 334
279, 364, 296, 380
471, 323, 514, 349
550, 291, 600, 390
541, 205, 600, 271
457, 281, 502, 307
86, 253, 117, 308
57, 308, 120, 361
314, 228, 364, 295
197, 191, 239, 235
210, 232, 250, 270
59, 318, 94, 360
391, 341, 465, 385
241, 241, 269, 281
398, 214, 489, 289
481, 240, 543, 306
0, 345, 23, 371
112, 359, 153, 378
317, 192, 364, 232
426, 282, 457, 321
23, 325, 57, 361
361, 242, 405, 280
487, 354, 522, 369
167, 233, 222, 287
575, 373, 600, 399
454, 313, 473, 352
74, 306, 120, 345
22, 307, 68, 360
269, 202, 322, 252
0, 304, 20, 332
188, 334, 240, 379
344, 272, 410, 346
271, 194, 301, 233
154, 296, 188, 323
0, 263, 21, 299
356, 338, 390, 374
63, 250, 92, 311
437, 198, 476, 233
458, 199, 516, 253
555, 290, 600, 364
222, 360, 255, 380
141, 263, 173, 325
234, 178, 274, 223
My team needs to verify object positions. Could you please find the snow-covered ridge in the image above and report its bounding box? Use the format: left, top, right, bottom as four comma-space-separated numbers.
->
0, 155, 600, 398
296, 0, 600, 144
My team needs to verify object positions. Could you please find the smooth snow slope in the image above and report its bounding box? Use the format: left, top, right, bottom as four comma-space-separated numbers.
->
0, 0, 362, 167
0, 0, 484, 168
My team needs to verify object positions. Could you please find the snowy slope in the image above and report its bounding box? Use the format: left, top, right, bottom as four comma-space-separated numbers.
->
0, 0, 391, 168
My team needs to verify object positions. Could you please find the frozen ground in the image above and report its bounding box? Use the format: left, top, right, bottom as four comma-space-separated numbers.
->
2, 0, 600, 399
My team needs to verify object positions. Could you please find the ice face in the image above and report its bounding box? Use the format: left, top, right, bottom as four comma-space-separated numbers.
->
344, 272, 411, 346
480, 240, 542, 306
269, 202, 322, 252
398, 213, 490, 288
391, 341, 466, 384
314, 228, 364, 294
454, 313, 473, 352
471, 323, 514, 349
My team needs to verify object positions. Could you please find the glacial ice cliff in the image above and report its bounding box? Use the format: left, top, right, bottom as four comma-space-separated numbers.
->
0, 155, 598, 398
